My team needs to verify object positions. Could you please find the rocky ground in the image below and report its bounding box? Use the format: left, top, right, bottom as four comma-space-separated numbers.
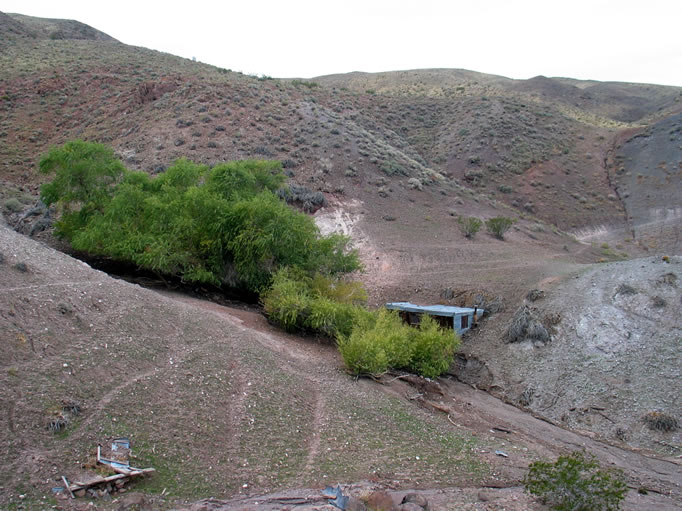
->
460, 256, 681, 456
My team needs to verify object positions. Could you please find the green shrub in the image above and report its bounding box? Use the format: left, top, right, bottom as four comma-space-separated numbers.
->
262, 268, 368, 338
458, 216, 482, 239
3, 197, 22, 213
305, 297, 359, 338
262, 269, 312, 332
408, 315, 459, 378
40, 141, 361, 293
523, 451, 627, 511
338, 310, 458, 378
310, 273, 367, 305
485, 216, 514, 240
338, 309, 410, 376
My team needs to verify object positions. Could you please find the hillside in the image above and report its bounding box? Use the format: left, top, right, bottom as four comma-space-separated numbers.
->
1, 10, 681, 511
2, 223, 681, 510
4, 12, 118, 41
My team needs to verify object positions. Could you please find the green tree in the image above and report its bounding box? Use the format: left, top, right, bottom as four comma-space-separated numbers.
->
40, 140, 126, 238
39, 141, 361, 293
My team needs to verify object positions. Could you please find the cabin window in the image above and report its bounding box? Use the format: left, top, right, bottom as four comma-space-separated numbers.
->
460, 314, 469, 329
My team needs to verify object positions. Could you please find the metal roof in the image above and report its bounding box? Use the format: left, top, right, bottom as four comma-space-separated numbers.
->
385, 302, 482, 317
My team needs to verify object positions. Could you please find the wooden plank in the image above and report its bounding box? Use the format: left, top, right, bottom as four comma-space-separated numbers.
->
61, 476, 75, 499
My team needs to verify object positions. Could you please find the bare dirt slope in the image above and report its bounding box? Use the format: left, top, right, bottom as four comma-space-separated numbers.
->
460, 256, 681, 453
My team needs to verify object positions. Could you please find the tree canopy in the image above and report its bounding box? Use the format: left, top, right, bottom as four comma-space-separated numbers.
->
40, 141, 361, 293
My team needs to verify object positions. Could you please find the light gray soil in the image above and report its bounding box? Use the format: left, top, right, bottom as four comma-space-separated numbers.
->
464, 257, 681, 455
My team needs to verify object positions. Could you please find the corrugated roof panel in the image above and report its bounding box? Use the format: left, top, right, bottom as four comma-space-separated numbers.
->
385, 302, 482, 316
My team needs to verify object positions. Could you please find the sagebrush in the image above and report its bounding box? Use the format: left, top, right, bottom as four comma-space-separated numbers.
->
523, 450, 627, 511
485, 216, 514, 240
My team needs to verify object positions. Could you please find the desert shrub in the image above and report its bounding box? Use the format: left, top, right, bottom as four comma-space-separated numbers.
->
407, 178, 423, 190
291, 79, 319, 88
524, 451, 627, 511
458, 216, 482, 239
507, 305, 550, 343
3, 197, 22, 213
498, 184, 513, 194
380, 160, 407, 176
651, 296, 667, 308
277, 183, 327, 212
642, 411, 678, 432
615, 283, 637, 296
408, 315, 459, 378
338, 310, 458, 378
262, 269, 368, 338
486, 216, 514, 239
40, 141, 360, 294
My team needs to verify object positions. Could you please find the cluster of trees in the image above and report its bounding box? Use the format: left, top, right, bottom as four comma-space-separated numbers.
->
40, 140, 459, 378
40, 141, 359, 294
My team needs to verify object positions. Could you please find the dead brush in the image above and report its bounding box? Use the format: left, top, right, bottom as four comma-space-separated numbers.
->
506, 305, 550, 344
642, 411, 678, 432
46, 400, 82, 434
47, 414, 69, 433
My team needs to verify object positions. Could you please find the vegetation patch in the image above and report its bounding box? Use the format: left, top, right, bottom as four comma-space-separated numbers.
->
642, 411, 678, 432
457, 216, 482, 239
39, 141, 359, 294
338, 310, 460, 378
524, 450, 627, 511
485, 216, 514, 240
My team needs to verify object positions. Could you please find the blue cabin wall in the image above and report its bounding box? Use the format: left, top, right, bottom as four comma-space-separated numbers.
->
454, 312, 474, 335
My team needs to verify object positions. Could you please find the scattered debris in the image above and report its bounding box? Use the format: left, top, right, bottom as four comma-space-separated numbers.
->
495, 450, 509, 457
56, 438, 155, 499
323, 485, 349, 510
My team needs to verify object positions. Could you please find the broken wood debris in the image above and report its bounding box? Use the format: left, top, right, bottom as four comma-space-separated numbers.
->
58, 437, 154, 499
491, 426, 513, 434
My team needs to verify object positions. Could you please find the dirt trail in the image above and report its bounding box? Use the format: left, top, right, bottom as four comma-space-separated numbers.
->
160, 292, 682, 509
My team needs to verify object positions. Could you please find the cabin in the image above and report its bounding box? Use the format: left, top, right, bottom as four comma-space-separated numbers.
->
385, 302, 482, 336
